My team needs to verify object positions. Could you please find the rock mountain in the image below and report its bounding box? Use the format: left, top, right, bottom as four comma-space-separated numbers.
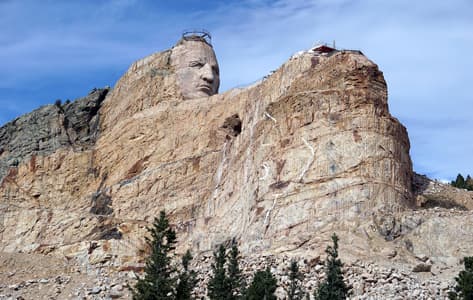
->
0, 39, 472, 298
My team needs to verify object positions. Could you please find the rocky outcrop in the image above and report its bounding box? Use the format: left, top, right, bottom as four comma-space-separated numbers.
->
0, 47, 417, 262
0, 43, 472, 299
413, 172, 473, 210
0, 88, 109, 181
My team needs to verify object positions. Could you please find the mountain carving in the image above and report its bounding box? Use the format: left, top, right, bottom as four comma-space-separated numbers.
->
0, 40, 472, 299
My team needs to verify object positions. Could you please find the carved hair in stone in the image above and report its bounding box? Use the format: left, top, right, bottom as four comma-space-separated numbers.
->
170, 36, 220, 99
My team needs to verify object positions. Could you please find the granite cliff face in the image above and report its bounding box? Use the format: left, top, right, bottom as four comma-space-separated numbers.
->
1, 44, 472, 284
0, 89, 108, 180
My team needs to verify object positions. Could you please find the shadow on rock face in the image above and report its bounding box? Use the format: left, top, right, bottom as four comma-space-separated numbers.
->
90, 191, 113, 215
221, 114, 242, 139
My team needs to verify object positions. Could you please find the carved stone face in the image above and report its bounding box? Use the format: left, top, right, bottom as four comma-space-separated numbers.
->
171, 40, 220, 99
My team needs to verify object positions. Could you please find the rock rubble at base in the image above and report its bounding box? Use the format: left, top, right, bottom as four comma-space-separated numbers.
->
0, 253, 457, 299
0, 265, 133, 300
188, 254, 455, 299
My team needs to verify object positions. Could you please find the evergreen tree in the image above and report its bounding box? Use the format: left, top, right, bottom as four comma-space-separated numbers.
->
452, 174, 466, 189
451, 174, 473, 191
314, 233, 349, 300
449, 256, 473, 300
208, 244, 231, 299
245, 266, 277, 300
227, 242, 246, 299
176, 250, 197, 300
287, 259, 304, 300
131, 211, 178, 300
465, 175, 473, 191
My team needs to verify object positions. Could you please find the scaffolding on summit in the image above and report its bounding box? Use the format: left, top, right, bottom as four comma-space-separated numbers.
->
182, 29, 212, 45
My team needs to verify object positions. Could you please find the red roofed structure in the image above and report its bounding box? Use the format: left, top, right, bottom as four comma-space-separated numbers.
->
312, 44, 336, 53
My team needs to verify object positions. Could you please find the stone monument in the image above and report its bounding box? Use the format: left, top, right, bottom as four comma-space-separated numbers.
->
170, 33, 220, 99
0, 34, 471, 283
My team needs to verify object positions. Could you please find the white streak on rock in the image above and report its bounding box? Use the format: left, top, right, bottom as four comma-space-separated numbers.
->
259, 162, 271, 181
299, 137, 315, 182
264, 194, 280, 229
264, 112, 277, 123
209, 142, 228, 215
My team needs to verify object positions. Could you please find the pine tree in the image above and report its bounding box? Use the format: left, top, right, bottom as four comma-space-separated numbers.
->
287, 260, 304, 300
227, 242, 246, 299
451, 174, 473, 191
246, 266, 277, 300
176, 250, 197, 300
449, 256, 473, 300
314, 233, 349, 300
208, 244, 231, 299
452, 174, 466, 189
465, 175, 473, 191
131, 211, 177, 300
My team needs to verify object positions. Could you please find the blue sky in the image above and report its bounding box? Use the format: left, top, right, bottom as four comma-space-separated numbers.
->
1, 0, 472, 181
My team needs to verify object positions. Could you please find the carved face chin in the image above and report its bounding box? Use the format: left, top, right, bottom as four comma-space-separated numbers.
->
171, 40, 220, 99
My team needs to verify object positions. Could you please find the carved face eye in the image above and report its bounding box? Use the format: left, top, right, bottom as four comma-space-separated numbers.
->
189, 61, 204, 68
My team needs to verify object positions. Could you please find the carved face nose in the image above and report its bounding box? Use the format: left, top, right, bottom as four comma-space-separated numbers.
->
201, 64, 214, 83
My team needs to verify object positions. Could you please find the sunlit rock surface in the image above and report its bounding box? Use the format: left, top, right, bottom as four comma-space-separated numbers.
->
1, 44, 471, 278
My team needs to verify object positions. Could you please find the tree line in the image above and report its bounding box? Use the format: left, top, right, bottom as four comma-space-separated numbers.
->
451, 174, 473, 191
130, 211, 349, 300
